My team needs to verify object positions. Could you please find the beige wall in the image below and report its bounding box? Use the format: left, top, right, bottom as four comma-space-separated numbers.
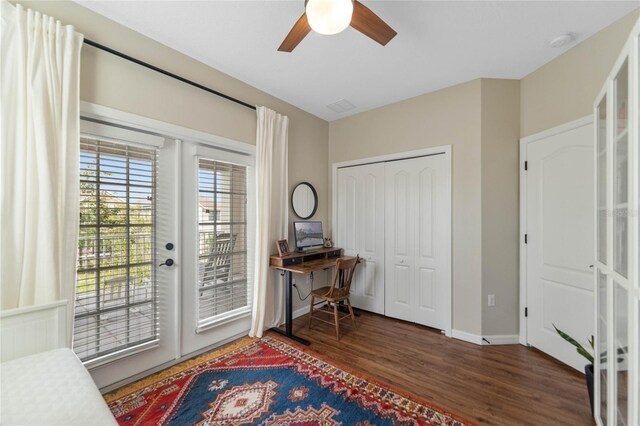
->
521, 10, 639, 138
329, 79, 522, 336
329, 80, 484, 335
480, 79, 520, 336
19, 1, 329, 313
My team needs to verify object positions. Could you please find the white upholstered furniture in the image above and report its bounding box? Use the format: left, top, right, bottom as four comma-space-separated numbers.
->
0, 301, 116, 425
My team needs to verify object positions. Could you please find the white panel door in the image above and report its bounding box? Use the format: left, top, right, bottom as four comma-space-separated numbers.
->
525, 122, 595, 371
336, 163, 385, 314
384, 154, 450, 330
384, 164, 412, 322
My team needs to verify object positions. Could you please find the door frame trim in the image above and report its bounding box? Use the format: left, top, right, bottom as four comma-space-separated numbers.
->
80, 101, 256, 156
331, 145, 452, 337
518, 115, 592, 345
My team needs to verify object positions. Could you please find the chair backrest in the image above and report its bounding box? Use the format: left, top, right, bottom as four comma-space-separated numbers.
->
214, 233, 236, 267
102, 276, 127, 305
328, 256, 360, 297
202, 233, 237, 284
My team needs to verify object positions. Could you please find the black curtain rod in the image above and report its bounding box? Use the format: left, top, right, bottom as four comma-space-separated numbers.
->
83, 38, 257, 111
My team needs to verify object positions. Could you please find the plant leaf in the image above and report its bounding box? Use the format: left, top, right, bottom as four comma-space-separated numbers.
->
553, 324, 594, 364
577, 346, 594, 364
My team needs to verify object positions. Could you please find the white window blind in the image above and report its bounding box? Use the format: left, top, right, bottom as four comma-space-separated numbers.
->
197, 159, 249, 325
73, 137, 158, 362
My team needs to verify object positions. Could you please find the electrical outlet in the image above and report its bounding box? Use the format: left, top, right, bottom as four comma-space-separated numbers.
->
488, 294, 495, 307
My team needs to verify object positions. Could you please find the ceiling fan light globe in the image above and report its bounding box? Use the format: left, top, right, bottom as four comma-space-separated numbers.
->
306, 0, 353, 35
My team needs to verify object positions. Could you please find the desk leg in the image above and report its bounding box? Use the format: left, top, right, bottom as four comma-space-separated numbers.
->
285, 270, 293, 335
269, 271, 310, 346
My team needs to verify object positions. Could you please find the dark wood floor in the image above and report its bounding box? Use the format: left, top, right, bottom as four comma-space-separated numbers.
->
279, 309, 593, 426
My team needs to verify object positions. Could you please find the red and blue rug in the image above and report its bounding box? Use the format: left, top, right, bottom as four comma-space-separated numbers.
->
105, 335, 471, 425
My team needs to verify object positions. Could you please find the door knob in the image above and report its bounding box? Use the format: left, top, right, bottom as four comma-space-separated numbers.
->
159, 258, 174, 267
165, 243, 174, 251
400, 260, 404, 264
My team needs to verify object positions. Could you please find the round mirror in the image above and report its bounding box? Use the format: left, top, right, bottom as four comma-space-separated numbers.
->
291, 182, 318, 219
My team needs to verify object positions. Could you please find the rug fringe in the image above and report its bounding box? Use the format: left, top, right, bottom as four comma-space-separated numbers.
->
103, 336, 256, 403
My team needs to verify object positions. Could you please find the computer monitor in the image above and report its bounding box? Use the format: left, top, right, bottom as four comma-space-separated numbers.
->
293, 221, 324, 252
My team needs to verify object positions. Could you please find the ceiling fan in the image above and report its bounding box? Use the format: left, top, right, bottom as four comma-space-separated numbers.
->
278, 0, 397, 52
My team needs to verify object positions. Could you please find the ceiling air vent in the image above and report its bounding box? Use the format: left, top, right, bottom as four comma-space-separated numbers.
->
326, 99, 356, 114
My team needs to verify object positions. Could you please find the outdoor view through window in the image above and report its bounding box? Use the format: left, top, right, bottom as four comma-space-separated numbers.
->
73, 138, 157, 362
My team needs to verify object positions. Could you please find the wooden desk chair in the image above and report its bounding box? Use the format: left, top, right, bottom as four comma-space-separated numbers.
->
308, 256, 359, 340
201, 232, 237, 284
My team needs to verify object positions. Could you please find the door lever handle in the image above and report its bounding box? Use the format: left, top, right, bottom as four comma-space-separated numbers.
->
159, 258, 174, 267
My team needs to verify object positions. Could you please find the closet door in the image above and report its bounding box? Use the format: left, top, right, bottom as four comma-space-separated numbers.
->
336, 164, 385, 314
385, 154, 451, 331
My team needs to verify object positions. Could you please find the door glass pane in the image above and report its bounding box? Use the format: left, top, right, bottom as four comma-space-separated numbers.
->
613, 60, 628, 277
74, 139, 158, 362
197, 159, 249, 324
614, 282, 628, 425
599, 271, 608, 424
597, 96, 607, 264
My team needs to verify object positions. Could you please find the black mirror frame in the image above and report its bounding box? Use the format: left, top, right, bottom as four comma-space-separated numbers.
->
291, 182, 318, 220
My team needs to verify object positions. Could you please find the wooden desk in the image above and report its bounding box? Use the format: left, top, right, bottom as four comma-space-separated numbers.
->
269, 248, 348, 345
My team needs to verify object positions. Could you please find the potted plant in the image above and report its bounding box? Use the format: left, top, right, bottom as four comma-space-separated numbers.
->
553, 324, 594, 416
554, 324, 629, 417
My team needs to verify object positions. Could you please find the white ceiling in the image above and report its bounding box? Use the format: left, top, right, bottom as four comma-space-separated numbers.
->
77, 1, 639, 121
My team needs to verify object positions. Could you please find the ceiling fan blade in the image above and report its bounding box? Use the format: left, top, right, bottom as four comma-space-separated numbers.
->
278, 13, 312, 52
350, 0, 397, 46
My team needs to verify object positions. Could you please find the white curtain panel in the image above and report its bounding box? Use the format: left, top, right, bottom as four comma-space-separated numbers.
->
250, 106, 289, 337
0, 1, 83, 342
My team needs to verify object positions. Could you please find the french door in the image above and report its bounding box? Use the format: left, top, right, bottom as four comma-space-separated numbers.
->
593, 16, 639, 426
74, 121, 179, 388
181, 142, 254, 355
73, 118, 254, 389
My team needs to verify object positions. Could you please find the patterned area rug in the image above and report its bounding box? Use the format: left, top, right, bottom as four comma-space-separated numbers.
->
104, 335, 471, 425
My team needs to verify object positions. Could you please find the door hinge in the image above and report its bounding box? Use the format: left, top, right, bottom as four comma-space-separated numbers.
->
525, 307, 528, 317
524, 234, 528, 244
524, 161, 528, 171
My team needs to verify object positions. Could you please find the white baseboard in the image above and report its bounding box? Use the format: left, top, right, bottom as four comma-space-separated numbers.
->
451, 329, 483, 345
292, 305, 310, 320
451, 329, 520, 346
482, 334, 520, 345
292, 302, 328, 321
275, 303, 325, 330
